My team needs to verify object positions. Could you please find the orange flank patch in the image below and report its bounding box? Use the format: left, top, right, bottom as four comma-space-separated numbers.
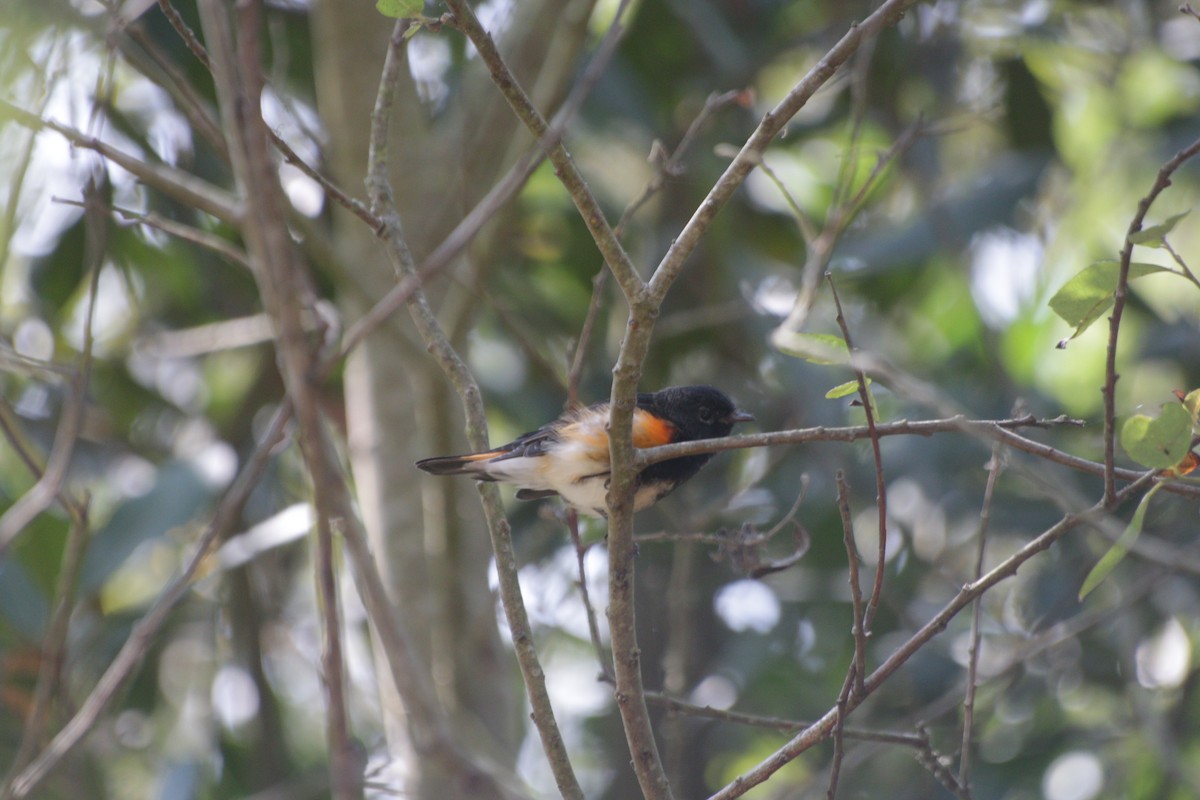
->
633, 409, 677, 448
1172, 451, 1200, 476
555, 407, 677, 462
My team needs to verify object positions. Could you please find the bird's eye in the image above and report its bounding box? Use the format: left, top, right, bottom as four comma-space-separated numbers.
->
698, 406, 715, 424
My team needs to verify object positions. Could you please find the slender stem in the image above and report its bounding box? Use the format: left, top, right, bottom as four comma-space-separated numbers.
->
442, 0, 644, 302
826, 662, 856, 800
634, 416, 1200, 500
366, 20, 583, 799
959, 440, 1005, 788
567, 88, 747, 401
1102, 135, 1200, 502
828, 274, 888, 652
3, 407, 292, 800
568, 513, 612, 681
156, 0, 381, 230
646, 0, 922, 304
836, 472, 869, 701
0, 97, 241, 225
0, 184, 104, 786
0, 181, 104, 555
57, 197, 252, 269
197, 0, 357, 792
708, 473, 1159, 799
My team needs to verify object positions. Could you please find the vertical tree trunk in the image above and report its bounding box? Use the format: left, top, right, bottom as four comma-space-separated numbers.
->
310, 1, 596, 793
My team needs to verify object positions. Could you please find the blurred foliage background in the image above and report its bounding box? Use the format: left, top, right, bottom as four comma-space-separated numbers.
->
3, 0, 1200, 798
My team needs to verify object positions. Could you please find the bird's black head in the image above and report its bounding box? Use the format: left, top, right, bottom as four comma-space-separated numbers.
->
642, 385, 754, 442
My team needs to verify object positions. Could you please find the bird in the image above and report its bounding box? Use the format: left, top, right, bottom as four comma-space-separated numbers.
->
415, 385, 753, 517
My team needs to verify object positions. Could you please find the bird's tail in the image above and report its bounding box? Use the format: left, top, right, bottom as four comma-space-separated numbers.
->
415, 451, 499, 477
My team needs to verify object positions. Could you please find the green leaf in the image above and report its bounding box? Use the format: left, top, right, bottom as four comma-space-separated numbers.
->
1128, 211, 1190, 248
773, 331, 849, 365
1183, 388, 1200, 423
825, 379, 869, 400
1079, 483, 1161, 599
1050, 260, 1170, 343
1120, 402, 1194, 469
376, 0, 423, 18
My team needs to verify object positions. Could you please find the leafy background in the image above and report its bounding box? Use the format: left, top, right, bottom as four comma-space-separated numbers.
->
2, 1, 1200, 798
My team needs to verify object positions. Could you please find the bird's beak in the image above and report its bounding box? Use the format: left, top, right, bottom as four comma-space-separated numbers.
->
728, 409, 755, 424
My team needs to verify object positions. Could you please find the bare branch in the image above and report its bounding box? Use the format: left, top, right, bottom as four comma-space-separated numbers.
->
365, 19, 583, 799
828, 274, 889, 639
55, 196, 252, 270
0, 98, 242, 225
442, 0, 645, 302
0, 180, 105, 555
709, 472, 1159, 799
645, 0, 923, 303
2, 503, 89, 785
155, 0, 381, 229
568, 87, 749, 402
3, 406, 292, 800
836, 472, 868, 700
959, 439, 1006, 788
567, 511, 612, 681
331, 6, 629, 373
196, 0, 355, 793
1102, 134, 1200, 502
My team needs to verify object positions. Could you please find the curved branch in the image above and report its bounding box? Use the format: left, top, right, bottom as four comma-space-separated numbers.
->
0, 98, 242, 225
366, 19, 583, 800
1102, 135, 1200, 502
709, 472, 1159, 799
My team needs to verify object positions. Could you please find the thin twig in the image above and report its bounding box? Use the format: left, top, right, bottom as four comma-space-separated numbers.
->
366, 19, 584, 799
643, 690, 924, 745
828, 475, 869, 797
0, 49, 58, 281
118, 18, 227, 154
1, 362, 95, 789
1160, 239, 1200, 288
828, 273, 888, 645
0, 179, 105, 555
633, 415, 1200, 499
3, 406, 291, 800
567, 88, 749, 401
567, 512, 612, 681
0, 178, 105, 779
156, 0, 381, 229
708, 472, 1161, 799
836, 472, 868, 700
54, 196, 252, 270
196, 0, 355, 793
636, 487, 810, 577
1102, 134, 1200, 503
959, 439, 1005, 788
645, 0, 923, 304
442, 0, 644, 302
826, 663, 856, 800
0, 401, 83, 520
4, 508, 89, 783
913, 725, 972, 800
329, 8, 627, 374
0, 98, 241, 225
